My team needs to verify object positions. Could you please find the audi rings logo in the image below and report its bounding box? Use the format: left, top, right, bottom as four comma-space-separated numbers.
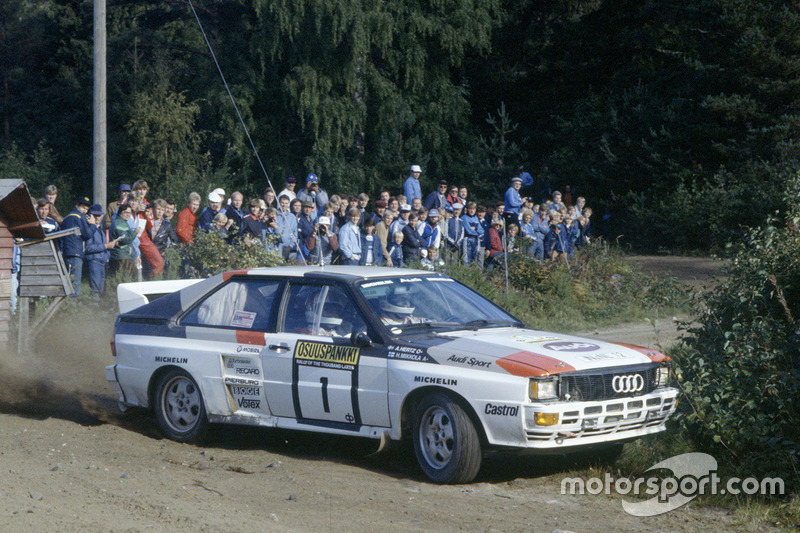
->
612, 374, 644, 393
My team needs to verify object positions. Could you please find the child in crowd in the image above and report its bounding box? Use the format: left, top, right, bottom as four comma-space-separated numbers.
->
388, 232, 404, 267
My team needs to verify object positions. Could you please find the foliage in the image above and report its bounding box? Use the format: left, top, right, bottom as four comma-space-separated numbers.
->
676, 175, 800, 490
0, 142, 72, 211
164, 229, 284, 279
446, 243, 690, 331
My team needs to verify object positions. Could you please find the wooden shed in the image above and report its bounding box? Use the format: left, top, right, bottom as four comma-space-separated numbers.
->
0, 180, 77, 353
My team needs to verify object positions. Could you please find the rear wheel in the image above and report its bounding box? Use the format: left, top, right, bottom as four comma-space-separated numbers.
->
154, 369, 208, 443
412, 393, 482, 484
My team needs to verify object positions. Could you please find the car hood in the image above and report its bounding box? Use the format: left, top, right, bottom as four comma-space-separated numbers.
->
421, 327, 665, 378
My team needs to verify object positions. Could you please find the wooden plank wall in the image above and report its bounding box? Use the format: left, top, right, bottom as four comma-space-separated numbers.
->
19, 241, 70, 298
0, 225, 13, 345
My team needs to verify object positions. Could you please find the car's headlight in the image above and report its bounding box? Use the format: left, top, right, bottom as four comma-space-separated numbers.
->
529, 378, 558, 400
656, 365, 671, 387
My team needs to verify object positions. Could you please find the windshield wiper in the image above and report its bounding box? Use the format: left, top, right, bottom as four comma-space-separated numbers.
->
460, 319, 514, 330
399, 322, 435, 333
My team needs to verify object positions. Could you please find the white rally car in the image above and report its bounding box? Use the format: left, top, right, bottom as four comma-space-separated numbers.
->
106, 266, 678, 483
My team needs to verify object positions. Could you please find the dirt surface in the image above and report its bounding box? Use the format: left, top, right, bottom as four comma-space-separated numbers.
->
0, 256, 763, 533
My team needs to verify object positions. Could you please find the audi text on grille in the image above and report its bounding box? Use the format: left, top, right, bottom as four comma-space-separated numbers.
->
560, 365, 659, 401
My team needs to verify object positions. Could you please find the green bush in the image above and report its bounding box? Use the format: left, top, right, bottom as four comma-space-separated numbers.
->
446, 243, 691, 331
677, 176, 800, 490
164, 230, 284, 279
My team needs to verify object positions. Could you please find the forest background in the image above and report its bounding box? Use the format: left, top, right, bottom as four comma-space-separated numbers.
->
2, 0, 799, 252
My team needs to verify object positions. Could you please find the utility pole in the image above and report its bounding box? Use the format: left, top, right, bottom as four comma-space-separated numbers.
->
93, 0, 107, 208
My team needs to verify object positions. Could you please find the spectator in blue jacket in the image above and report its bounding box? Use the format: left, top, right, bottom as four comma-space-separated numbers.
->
61, 195, 92, 296
359, 217, 384, 266
338, 208, 363, 265
84, 204, 118, 296
388, 232, 404, 268
198, 192, 223, 231
403, 165, 422, 202
424, 180, 449, 211
504, 176, 527, 227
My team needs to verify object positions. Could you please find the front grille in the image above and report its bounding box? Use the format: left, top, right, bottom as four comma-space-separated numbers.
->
560, 366, 659, 401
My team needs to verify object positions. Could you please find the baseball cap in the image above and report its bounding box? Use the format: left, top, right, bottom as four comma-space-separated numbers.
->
452, 202, 464, 210
212, 188, 226, 196
88, 203, 104, 216
302, 200, 314, 208
76, 196, 91, 207
306, 173, 319, 183
428, 209, 440, 218
438, 179, 447, 186
318, 216, 331, 225
119, 184, 131, 192
511, 176, 522, 183
400, 203, 411, 212
410, 165, 422, 173
287, 175, 297, 183
208, 192, 222, 203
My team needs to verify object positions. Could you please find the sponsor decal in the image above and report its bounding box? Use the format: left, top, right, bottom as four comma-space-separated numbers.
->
237, 398, 261, 409
413, 376, 457, 386
230, 386, 260, 396
447, 354, 492, 368
295, 341, 360, 370
224, 377, 259, 386
581, 351, 633, 362
362, 280, 393, 288
236, 345, 262, 354
235, 367, 260, 375
426, 277, 454, 282
399, 277, 422, 283
484, 403, 519, 416
231, 310, 256, 329
387, 345, 437, 363
542, 341, 600, 352
512, 334, 560, 344
225, 357, 251, 368
155, 356, 188, 364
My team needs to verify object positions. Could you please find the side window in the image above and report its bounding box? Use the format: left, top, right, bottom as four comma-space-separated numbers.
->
280, 283, 367, 337
182, 279, 281, 331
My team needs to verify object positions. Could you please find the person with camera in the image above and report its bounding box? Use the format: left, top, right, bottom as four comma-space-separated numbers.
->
296, 173, 328, 216
304, 216, 339, 265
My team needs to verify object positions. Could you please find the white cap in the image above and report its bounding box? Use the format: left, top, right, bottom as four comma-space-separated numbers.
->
318, 216, 331, 225
208, 192, 222, 202
410, 165, 422, 173
213, 188, 226, 196
400, 203, 412, 212
452, 202, 464, 209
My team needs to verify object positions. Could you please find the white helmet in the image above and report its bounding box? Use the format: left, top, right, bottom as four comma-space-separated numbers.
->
380, 293, 415, 316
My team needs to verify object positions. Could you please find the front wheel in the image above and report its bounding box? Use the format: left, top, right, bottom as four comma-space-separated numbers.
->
412, 393, 482, 483
154, 369, 208, 443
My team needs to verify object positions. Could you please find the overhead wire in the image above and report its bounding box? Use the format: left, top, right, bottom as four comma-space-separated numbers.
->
186, 0, 306, 263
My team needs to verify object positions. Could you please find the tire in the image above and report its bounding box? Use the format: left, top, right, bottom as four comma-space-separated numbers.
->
412, 392, 482, 484
154, 369, 209, 443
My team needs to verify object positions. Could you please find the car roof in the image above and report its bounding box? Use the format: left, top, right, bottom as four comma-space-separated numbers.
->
235, 265, 433, 281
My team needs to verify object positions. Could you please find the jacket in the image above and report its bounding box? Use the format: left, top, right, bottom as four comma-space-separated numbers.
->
60, 209, 91, 259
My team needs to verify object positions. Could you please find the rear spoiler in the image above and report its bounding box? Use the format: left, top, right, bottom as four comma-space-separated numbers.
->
117, 279, 203, 313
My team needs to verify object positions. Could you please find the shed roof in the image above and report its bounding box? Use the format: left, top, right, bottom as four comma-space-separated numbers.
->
0, 180, 45, 240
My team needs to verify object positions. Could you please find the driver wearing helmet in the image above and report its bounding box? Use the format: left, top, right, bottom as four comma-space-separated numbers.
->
305, 291, 350, 336
380, 291, 424, 326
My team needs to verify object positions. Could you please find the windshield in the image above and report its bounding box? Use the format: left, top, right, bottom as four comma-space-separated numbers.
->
357, 275, 522, 334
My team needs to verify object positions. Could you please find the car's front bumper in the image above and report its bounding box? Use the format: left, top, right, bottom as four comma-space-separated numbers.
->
521, 387, 678, 450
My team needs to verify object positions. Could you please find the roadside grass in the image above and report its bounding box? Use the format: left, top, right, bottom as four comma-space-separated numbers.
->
445, 242, 693, 332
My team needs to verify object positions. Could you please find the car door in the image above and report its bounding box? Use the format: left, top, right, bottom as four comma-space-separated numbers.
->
262, 281, 390, 429
179, 277, 283, 417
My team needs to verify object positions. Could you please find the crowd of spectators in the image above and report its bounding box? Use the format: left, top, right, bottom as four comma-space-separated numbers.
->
33, 165, 593, 297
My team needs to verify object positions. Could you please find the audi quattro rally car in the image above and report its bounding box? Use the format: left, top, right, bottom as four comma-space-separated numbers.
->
106, 266, 678, 484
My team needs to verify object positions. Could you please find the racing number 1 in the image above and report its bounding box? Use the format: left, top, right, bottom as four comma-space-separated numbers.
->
320, 377, 330, 413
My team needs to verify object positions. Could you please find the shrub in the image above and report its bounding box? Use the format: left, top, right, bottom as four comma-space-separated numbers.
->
164, 230, 284, 278
677, 175, 800, 490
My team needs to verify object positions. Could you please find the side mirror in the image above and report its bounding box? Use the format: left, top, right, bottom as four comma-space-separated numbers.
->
350, 330, 372, 348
